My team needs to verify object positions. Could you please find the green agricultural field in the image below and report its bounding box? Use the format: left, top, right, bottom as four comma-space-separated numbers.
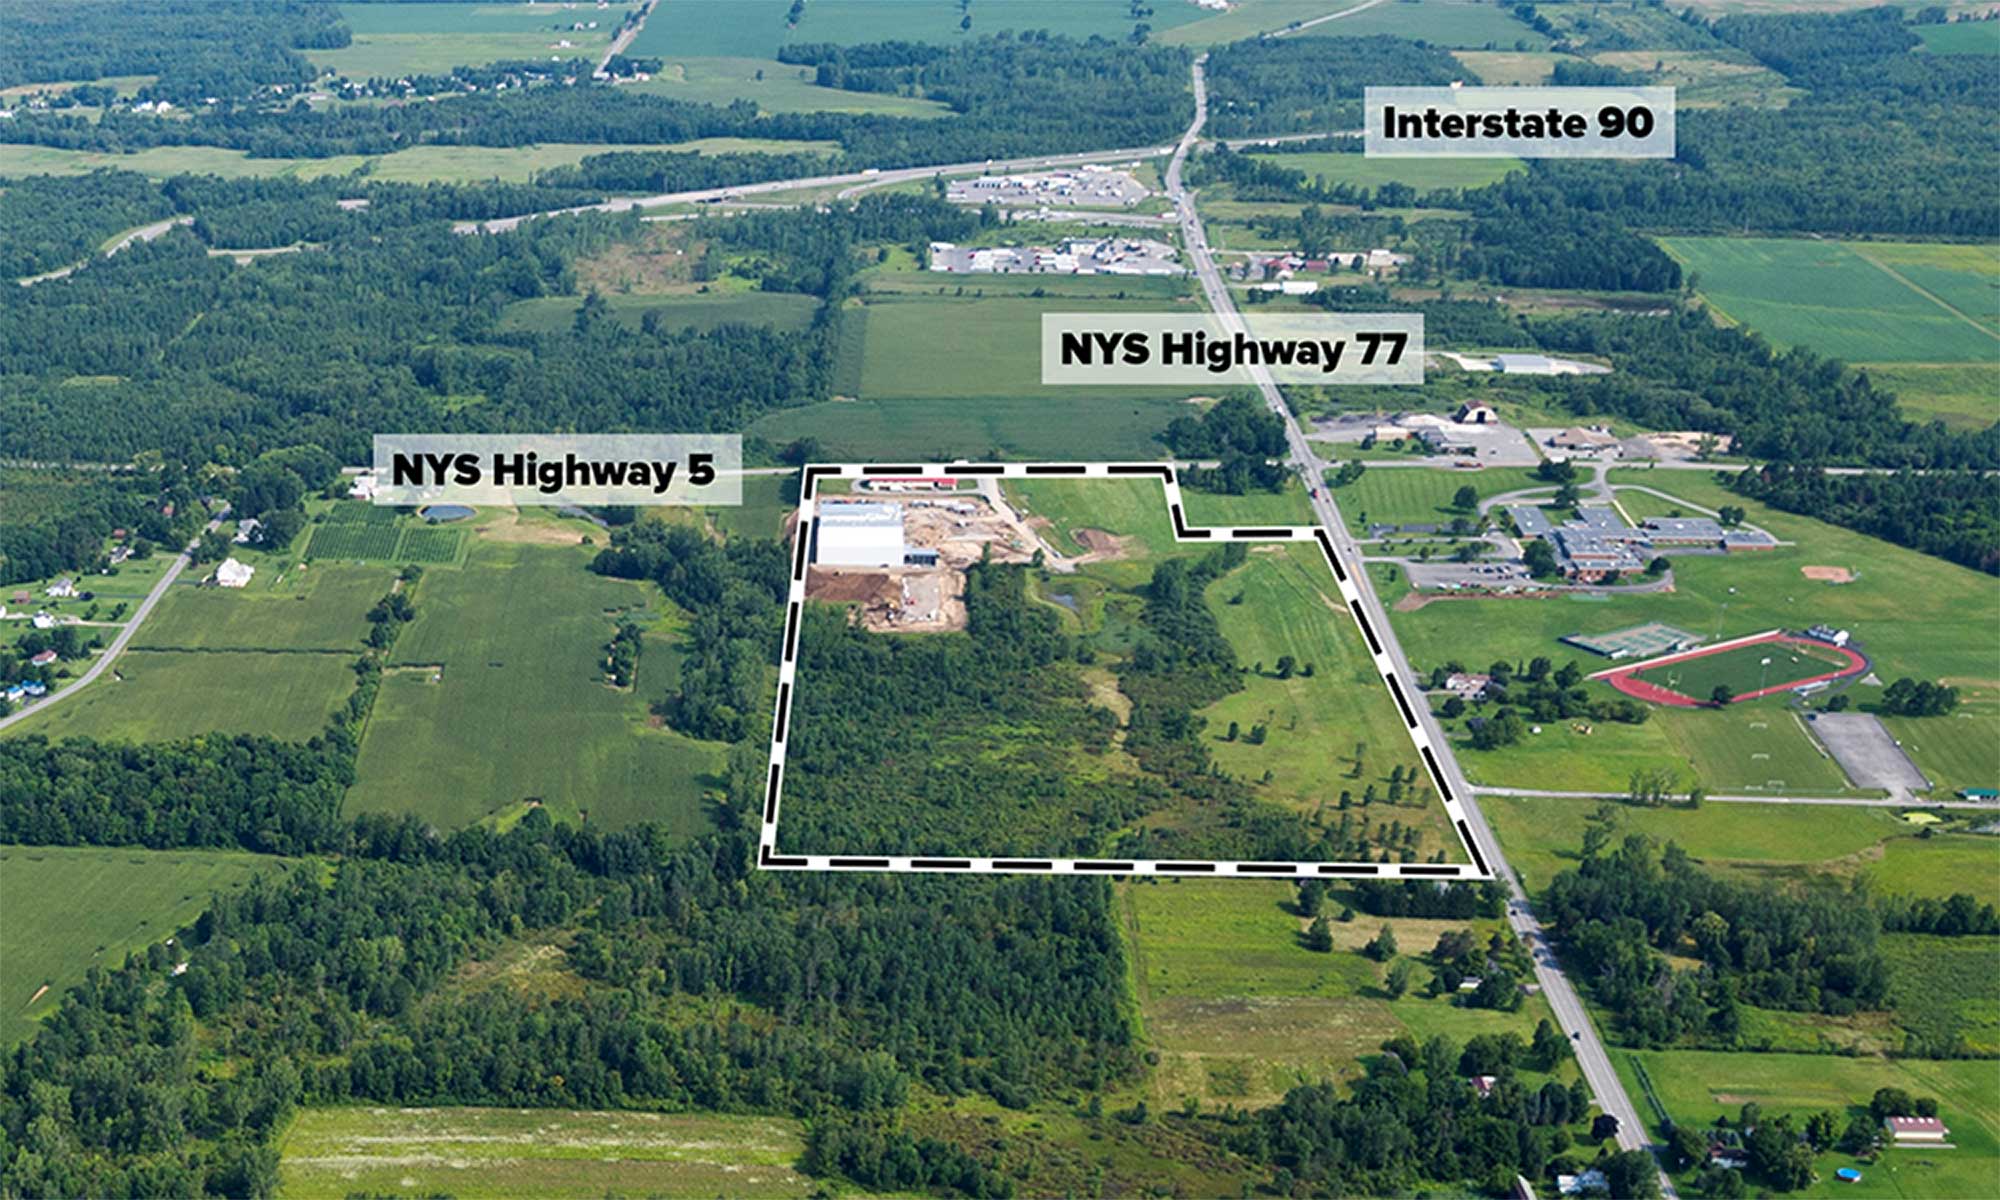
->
1883, 934, 2000, 1057
0, 845, 295, 1044
304, 520, 403, 562
1863, 364, 1999, 432
1120, 880, 1564, 1109
1, 650, 355, 743
1478, 792, 1979, 896
624, 56, 954, 117
498, 291, 821, 335
709, 473, 794, 541
751, 396, 1189, 463
132, 561, 392, 652
1659, 236, 2000, 363
1588, 49, 1802, 108
278, 1107, 812, 1199
1159, 0, 1550, 47
1201, 545, 1463, 862
1613, 1049, 1999, 1200
1919, 20, 2000, 54
1330, 465, 1545, 535
0, 139, 833, 185
310, 2, 636, 77
346, 534, 725, 834
1631, 638, 1854, 701
1247, 153, 1525, 197
632, 0, 1207, 59
1375, 472, 2000, 794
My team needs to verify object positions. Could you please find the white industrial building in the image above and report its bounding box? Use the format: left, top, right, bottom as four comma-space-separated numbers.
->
815, 502, 906, 568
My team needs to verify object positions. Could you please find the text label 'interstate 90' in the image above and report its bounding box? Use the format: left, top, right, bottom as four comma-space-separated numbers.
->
1366, 87, 1676, 159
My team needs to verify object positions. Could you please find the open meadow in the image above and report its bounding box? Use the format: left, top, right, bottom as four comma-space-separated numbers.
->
278, 1107, 813, 1199
1201, 544, 1464, 863
2, 650, 354, 743
0, 845, 297, 1045
132, 560, 394, 651
1330, 465, 1545, 535
1480, 792, 1993, 899
1160, 0, 1550, 47
499, 291, 821, 334
1120, 879, 1569, 1110
624, 57, 954, 117
345, 527, 725, 835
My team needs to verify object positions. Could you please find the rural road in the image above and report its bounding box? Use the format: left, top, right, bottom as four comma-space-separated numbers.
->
0, 517, 219, 734
1269, 0, 1394, 38
1474, 786, 1997, 810
17, 215, 193, 287
596, 0, 653, 76
1167, 55, 1678, 1195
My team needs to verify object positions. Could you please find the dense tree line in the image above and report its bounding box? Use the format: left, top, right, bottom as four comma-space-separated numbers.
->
0, 1, 342, 102
0, 466, 199, 588
1727, 465, 2000, 575
1201, 36, 1467, 137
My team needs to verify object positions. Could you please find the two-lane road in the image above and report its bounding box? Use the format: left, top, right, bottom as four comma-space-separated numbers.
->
1169, 55, 1676, 1196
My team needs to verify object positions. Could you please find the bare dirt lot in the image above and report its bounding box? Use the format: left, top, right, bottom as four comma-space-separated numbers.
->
1801, 565, 1855, 583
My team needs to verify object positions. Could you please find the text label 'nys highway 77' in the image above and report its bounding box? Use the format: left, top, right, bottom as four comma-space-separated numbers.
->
1042, 313, 1424, 386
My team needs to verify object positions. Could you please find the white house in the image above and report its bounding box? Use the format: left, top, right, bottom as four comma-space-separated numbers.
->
214, 558, 255, 588
233, 517, 263, 544
45, 578, 76, 598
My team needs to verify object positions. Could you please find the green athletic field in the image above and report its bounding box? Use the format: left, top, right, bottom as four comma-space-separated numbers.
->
346, 534, 725, 834
0, 845, 297, 1045
1375, 470, 1999, 794
1658, 236, 1999, 364
1631, 638, 1852, 701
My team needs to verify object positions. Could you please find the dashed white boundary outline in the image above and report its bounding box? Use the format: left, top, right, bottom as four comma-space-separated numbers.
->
757, 462, 1492, 882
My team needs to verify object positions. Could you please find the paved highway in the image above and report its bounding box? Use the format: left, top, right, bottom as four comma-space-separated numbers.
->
1167, 56, 1678, 1195
0, 516, 220, 734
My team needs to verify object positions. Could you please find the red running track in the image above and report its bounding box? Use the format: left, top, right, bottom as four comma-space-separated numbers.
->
1602, 632, 1867, 708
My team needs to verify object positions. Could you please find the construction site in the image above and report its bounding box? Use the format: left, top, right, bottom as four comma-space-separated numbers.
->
805, 482, 1037, 633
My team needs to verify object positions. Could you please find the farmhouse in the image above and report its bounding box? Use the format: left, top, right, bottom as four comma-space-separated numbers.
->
30, 650, 58, 667
1443, 671, 1492, 700
814, 502, 907, 569
213, 558, 255, 588
45, 578, 76, 598
233, 517, 263, 544
1884, 1116, 1949, 1143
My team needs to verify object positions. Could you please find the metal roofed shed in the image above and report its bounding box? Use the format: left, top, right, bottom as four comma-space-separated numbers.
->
814, 501, 906, 568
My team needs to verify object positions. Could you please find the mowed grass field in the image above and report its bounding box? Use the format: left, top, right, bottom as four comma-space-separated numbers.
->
1, 845, 296, 1044
1330, 465, 1545, 534
1247, 153, 1524, 196
310, 2, 634, 77
1862, 364, 1998, 432
1120, 880, 1567, 1109
347, 532, 725, 835
1201, 545, 1466, 863
1659, 236, 1999, 363
632, 0, 1208, 59
1177, 479, 1317, 527
278, 1107, 812, 1199
1, 650, 355, 743
1479, 792, 1990, 898
1614, 1050, 2000, 1200
1376, 471, 2000, 795
1919, 20, 2000, 55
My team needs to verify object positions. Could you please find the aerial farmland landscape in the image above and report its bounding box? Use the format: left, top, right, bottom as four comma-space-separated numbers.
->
0, 1, 1995, 1198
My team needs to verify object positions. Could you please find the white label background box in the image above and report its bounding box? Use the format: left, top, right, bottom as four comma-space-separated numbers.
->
1366, 86, 1676, 159
1041, 312, 1424, 386
372, 433, 742, 507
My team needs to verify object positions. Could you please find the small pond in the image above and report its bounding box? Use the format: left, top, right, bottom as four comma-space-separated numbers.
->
419, 504, 476, 523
